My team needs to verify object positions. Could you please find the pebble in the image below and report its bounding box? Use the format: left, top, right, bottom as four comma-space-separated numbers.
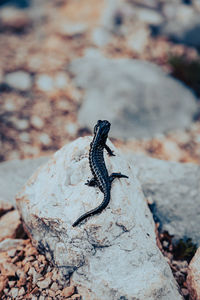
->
4, 71, 32, 91
39, 133, 52, 146
30, 116, 44, 130
61, 286, 75, 298
65, 122, 78, 137
58, 22, 88, 36
10, 287, 18, 298
92, 27, 111, 47
0, 7, 31, 30
54, 72, 68, 89
37, 276, 52, 289
128, 26, 149, 53
3, 99, 16, 112
15, 119, 29, 131
19, 132, 30, 143
36, 74, 54, 92
136, 8, 164, 25
51, 282, 59, 291
18, 287, 25, 296
71, 294, 82, 300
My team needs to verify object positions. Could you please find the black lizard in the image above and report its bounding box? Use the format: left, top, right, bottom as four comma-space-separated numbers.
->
72, 120, 128, 227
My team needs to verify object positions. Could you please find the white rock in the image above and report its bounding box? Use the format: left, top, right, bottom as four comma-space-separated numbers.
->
58, 22, 88, 36
39, 133, 51, 146
91, 27, 111, 47
126, 154, 200, 245
127, 25, 150, 53
137, 8, 163, 25
30, 116, 44, 130
54, 72, 68, 89
36, 74, 54, 92
0, 7, 31, 30
16, 137, 182, 300
4, 71, 32, 91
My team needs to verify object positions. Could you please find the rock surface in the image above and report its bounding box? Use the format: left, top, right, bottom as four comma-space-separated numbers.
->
187, 247, 200, 300
4, 71, 32, 91
126, 154, 200, 245
69, 52, 197, 139
16, 137, 182, 300
0, 157, 48, 207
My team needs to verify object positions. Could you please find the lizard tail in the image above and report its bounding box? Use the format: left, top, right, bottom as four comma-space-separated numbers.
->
72, 192, 110, 227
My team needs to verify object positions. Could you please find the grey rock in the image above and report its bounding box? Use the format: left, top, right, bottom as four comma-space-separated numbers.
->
187, 246, 200, 299
126, 154, 200, 245
4, 71, 32, 91
16, 137, 182, 300
160, 6, 200, 48
0, 7, 31, 30
0, 238, 25, 252
0, 157, 48, 207
69, 52, 197, 139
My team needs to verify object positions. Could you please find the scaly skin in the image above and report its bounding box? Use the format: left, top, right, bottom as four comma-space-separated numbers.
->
72, 120, 128, 227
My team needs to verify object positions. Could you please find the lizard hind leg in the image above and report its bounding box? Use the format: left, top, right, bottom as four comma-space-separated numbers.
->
109, 172, 128, 183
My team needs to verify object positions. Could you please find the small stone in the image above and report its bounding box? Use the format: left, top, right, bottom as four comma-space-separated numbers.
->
92, 27, 111, 47
8, 281, 15, 288
49, 290, 56, 298
58, 22, 87, 36
15, 119, 29, 130
0, 210, 21, 242
3, 99, 16, 112
39, 133, 51, 146
51, 282, 59, 291
0, 239, 24, 253
37, 276, 52, 289
30, 116, 44, 130
10, 287, 19, 298
36, 74, 54, 92
71, 294, 81, 300
137, 8, 163, 25
18, 287, 25, 296
54, 72, 68, 89
128, 26, 150, 53
0, 7, 31, 30
61, 286, 75, 298
19, 132, 30, 143
65, 123, 78, 137
4, 71, 32, 91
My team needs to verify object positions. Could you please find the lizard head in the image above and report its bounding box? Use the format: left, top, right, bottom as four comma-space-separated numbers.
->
93, 120, 111, 142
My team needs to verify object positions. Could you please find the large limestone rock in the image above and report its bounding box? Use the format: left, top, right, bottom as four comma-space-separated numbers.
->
69, 52, 197, 139
16, 137, 182, 299
126, 154, 200, 246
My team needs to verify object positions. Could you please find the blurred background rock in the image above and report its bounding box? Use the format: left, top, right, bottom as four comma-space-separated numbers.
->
0, 0, 200, 163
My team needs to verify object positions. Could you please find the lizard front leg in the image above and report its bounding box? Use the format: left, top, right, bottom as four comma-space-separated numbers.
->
105, 144, 115, 156
85, 177, 98, 187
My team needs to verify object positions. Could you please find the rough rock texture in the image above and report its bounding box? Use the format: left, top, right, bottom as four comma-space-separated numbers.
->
16, 137, 182, 300
0, 157, 48, 207
69, 52, 197, 139
187, 247, 200, 300
126, 154, 200, 245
